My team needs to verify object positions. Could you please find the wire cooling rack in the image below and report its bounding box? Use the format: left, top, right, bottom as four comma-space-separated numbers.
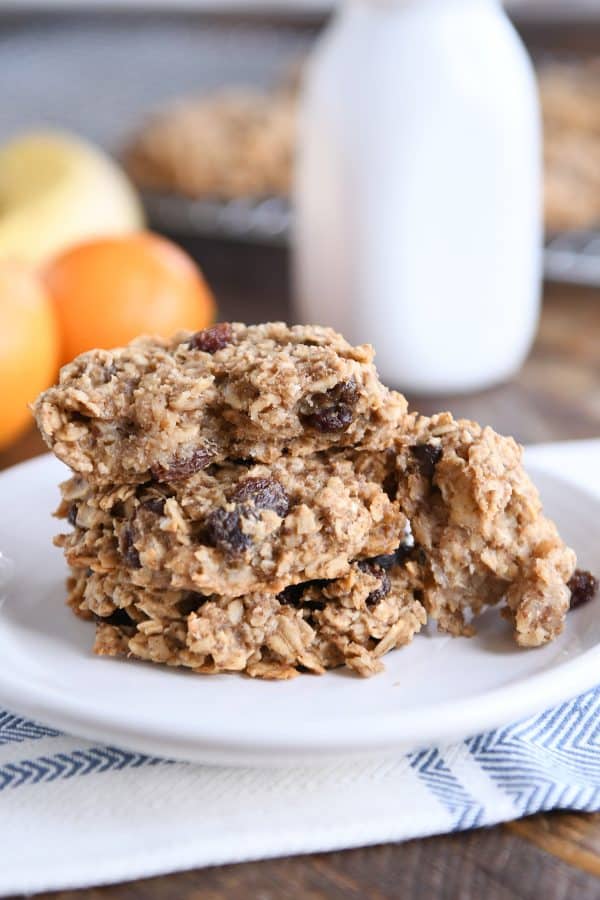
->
142, 192, 292, 247
144, 192, 600, 288
544, 231, 600, 286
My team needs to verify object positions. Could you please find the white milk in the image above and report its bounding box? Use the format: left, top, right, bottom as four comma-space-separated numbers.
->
293, 0, 541, 393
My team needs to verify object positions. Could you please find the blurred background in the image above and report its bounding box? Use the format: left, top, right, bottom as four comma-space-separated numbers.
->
1, 0, 600, 458
3, 1, 600, 260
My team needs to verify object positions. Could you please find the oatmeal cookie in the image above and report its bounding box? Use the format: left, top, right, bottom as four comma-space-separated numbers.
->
35, 322, 407, 485
540, 60, 600, 231
393, 412, 576, 647
67, 557, 426, 678
56, 451, 405, 597
123, 88, 295, 200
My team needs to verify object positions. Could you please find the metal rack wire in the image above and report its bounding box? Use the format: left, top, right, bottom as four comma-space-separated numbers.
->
544, 231, 600, 286
144, 192, 600, 288
143, 192, 292, 246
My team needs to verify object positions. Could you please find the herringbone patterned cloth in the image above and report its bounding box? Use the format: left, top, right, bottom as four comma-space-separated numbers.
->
2, 688, 600, 895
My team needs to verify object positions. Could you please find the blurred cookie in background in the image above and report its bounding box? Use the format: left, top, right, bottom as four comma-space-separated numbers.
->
123, 88, 296, 201
541, 59, 600, 232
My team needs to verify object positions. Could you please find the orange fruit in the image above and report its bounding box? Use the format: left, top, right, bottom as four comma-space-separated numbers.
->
0, 261, 59, 449
44, 232, 216, 364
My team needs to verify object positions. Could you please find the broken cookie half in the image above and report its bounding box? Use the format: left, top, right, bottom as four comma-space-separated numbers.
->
36, 322, 593, 678
34, 322, 407, 485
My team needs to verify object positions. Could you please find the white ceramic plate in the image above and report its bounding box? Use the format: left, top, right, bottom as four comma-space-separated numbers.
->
0, 452, 599, 767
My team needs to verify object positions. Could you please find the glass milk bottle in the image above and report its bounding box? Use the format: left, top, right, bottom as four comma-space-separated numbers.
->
293, 0, 541, 393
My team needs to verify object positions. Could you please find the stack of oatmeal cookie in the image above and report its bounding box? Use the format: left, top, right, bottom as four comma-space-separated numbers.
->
34, 322, 586, 679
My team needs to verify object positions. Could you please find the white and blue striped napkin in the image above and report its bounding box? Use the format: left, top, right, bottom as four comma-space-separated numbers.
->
2, 440, 600, 897
2, 687, 600, 896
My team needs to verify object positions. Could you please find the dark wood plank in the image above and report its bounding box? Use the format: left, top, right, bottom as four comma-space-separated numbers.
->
408, 283, 600, 444
508, 813, 600, 878
13, 825, 600, 900
0, 426, 46, 471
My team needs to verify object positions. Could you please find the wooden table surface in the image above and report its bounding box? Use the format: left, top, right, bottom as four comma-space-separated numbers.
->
3, 240, 600, 899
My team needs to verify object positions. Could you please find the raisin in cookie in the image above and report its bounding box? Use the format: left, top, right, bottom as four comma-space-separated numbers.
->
35, 322, 407, 485
56, 451, 405, 598
67, 556, 426, 679
393, 412, 576, 647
